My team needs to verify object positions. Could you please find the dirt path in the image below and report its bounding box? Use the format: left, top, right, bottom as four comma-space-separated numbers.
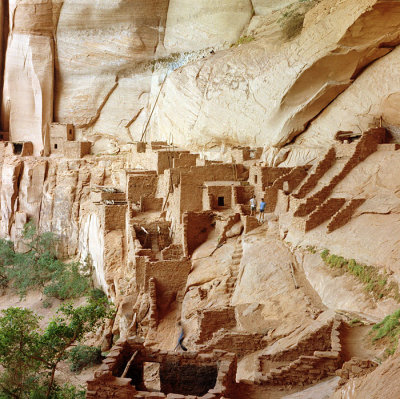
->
340, 324, 378, 361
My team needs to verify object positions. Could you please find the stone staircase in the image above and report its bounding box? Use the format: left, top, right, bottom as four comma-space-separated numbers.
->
226, 238, 243, 296
303, 198, 346, 232
256, 313, 343, 386
294, 128, 385, 219
293, 147, 336, 199
327, 198, 366, 233
291, 128, 386, 232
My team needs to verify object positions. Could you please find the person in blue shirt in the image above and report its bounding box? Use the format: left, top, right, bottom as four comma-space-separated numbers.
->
174, 321, 187, 351
259, 198, 266, 223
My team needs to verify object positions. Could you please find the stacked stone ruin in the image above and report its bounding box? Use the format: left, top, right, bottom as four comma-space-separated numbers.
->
87, 338, 237, 399
0, 123, 394, 396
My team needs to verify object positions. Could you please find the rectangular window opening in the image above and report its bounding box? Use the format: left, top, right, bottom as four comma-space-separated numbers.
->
218, 196, 225, 207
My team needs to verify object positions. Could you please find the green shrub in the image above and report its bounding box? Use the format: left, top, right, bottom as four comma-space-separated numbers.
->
0, 222, 91, 299
89, 288, 107, 301
231, 35, 255, 47
44, 262, 90, 300
306, 245, 316, 254
30, 383, 86, 399
68, 345, 103, 373
42, 299, 52, 309
371, 309, 400, 356
320, 250, 400, 302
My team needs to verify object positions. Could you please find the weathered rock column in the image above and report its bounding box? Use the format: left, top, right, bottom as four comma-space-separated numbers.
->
1, 0, 57, 156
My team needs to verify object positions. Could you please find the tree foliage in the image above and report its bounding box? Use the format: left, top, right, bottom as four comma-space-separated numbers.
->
0, 222, 89, 299
0, 293, 114, 398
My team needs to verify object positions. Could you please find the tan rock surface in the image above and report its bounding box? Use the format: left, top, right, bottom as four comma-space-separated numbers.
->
292, 46, 400, 158
331, 354, 400, 399
283, 150, 400, 278
150, 0, 400, 151
164, 0, 253, 52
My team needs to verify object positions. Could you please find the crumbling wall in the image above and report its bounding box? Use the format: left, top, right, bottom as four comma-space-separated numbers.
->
327, 198, 366, 233
295, 129, 386, 217
195, 307, 236, 344
182, 211, 214, 256
144, 258, 191, 314
88, 339, 237, 399
126, 171, 158, 203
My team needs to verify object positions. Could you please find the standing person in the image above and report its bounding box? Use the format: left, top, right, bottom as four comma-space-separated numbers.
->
250, 195, 256, 216
174, 321, 187, 351
259, 198, 266, 223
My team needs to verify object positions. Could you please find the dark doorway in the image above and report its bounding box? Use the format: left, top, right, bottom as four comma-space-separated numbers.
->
12, 143, 22, 154
218, 196, 225, 207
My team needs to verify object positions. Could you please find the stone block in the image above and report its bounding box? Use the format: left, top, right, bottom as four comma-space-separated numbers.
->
102, 204, 127, 231
63, 141, 91, 158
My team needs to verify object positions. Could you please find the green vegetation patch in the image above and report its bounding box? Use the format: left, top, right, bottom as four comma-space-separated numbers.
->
279, 0, 321, 40
69, 345, 103, 373
371, 309, 400, 356
231, 35, 255, 47
0, 293, 113, 398
321, 250, 400, 302
0, 222, 90, 299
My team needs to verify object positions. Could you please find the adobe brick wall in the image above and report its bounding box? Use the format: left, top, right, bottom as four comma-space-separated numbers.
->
243, 215, 259, 233
195, 307, 237, 344
173, 153, 198, 168
141, 197, 163, 212
272, 166, 309, 193
91, 191, 126, 203
5, 141, 34, 156
144, 258, 191, 314
293, 148, 336, 199
179, 164, 244, 218
304, 198, 346, 232
102, 204, 127, 231
233, 185, 254, 205
264, 187, 278, 213
259, 320, 334, 367
198, 330, 266, 359
182, 211, 214, 256
49, 123, 74, 154
161, 244, 183, 260
203, 186, 232, 210
274, 190, 289, 215
327, 198, 366, 233
294, 128, 386, 218
87, 340, 237, 399
256, 317, 343, 386
336, 357, 378, 386
63, 141, 91, 158
126, 171, 158, 203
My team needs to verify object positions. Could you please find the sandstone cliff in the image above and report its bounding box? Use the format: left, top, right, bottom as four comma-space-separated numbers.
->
0, 1, 400, 398
3, 0, 400, 157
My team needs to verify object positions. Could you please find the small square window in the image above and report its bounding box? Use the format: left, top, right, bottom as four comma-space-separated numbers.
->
54, 144, 58, 149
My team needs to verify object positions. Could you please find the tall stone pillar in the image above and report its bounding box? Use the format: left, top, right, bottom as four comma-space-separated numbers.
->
1, 0, 55, 156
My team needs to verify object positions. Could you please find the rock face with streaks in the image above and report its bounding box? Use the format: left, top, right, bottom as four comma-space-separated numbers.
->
150, 0, 400, 151
2, 0, 400, 157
